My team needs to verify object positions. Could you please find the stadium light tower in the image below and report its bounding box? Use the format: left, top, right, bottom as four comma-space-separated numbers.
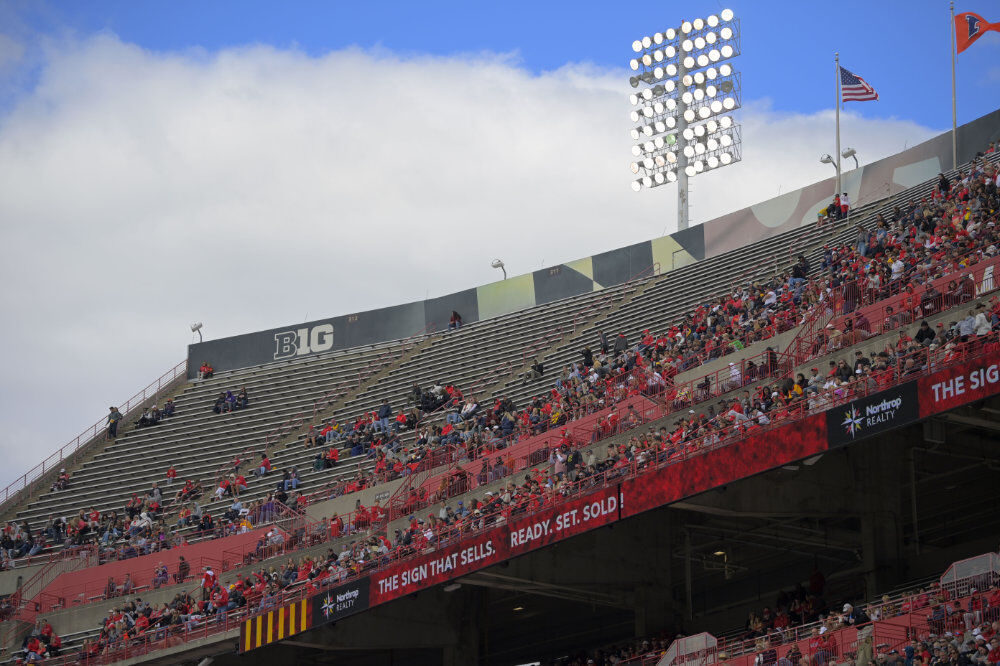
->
627, 8, 743, 231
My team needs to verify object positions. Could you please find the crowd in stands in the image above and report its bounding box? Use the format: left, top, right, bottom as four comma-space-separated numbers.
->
5, 153, 998, 661
12, 154, 998, 580
299, 155, 1000, 581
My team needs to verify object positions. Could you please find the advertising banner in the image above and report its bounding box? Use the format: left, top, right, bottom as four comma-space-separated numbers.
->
506, 484, 621, 555
312, 577, 370, 626
370, 484, 622, 606
918, 350, 1000, 417
825, 382, 920, 447
620, 413, 827, 519
370, 526, 508, 605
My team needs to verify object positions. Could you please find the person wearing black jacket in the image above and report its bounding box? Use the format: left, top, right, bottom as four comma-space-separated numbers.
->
842, 602, 870, 626
914, 321, 936, 346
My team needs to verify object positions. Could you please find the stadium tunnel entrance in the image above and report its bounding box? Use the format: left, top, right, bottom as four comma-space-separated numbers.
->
202, 396, 1000, 666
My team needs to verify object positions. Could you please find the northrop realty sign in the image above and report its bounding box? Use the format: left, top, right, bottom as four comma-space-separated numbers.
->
826, 381, 920, 446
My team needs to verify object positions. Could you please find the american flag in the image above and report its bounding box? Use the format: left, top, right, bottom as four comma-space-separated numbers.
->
839, 66, 879, 103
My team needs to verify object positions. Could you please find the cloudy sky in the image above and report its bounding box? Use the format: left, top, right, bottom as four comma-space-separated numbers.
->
0, 1, 997, 493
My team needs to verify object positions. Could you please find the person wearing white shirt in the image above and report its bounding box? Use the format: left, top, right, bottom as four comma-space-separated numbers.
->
974, 304, 992, 335
890, 256, 905, 281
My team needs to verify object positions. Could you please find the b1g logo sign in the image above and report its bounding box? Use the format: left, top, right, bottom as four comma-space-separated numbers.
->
273, 324, 335, 360
826, 381, 919, 447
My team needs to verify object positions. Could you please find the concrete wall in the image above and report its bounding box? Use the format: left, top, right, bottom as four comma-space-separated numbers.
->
304, 476, 406, 523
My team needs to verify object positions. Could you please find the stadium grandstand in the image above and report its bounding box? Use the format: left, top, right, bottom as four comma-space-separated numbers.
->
1, 102, 1000, 665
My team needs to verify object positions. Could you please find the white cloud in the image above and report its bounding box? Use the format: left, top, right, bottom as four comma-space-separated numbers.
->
0, 34, 940, 490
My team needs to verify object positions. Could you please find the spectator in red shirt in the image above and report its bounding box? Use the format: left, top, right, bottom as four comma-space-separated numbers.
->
201, 566, 216, 601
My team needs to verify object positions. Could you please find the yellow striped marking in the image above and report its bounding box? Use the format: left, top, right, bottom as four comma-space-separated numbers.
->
255, 615, 263, 648
243, 620, 252, 652
267, 611, 273, 644
300, 599, 307, 632
277, 607, 285, 640
289, 602, 297, 636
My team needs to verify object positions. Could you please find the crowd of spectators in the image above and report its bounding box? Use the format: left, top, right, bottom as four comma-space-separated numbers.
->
7, 153, 998, 661
18, 617, 63, 663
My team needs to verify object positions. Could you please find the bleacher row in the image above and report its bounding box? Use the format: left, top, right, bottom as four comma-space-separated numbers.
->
5, 155, 989, 559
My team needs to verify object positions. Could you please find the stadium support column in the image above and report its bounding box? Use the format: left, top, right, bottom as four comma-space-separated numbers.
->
633, 511, 677, 637
677, 57, 690, 231
442, 586, 484, 666
854, 437, 905, 594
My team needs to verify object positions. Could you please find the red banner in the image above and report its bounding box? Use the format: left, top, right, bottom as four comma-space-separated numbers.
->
371, 527, 508, 605
621, 413, 827, 518
371, 484, 622, 605
506, 484, 621, 555
918, 350, 1000, 417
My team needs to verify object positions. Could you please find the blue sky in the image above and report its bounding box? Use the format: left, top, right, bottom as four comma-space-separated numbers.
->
2, 0, 998, 129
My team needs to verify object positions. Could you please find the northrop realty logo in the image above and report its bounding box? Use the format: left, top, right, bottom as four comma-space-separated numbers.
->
313, 578, 369, 625
827, 383, 918, 446
839, 397, 904, 439
840, 406, 864, 438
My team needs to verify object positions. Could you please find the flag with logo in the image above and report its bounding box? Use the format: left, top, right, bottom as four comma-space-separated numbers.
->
955, 11, 1000, 53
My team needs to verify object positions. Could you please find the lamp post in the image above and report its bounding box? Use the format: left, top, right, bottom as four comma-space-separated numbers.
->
841, 147, 859, 170
190, 322, 203, 343
819, 154, 841, 196
491, 259, 506, 280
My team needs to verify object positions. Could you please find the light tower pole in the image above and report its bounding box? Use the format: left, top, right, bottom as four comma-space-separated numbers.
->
676, 56, 689, 231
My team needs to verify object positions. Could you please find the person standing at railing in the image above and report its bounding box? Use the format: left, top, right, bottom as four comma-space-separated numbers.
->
107, 406, 122, 439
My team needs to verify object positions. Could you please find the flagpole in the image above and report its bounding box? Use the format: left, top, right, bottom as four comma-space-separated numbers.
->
950, 0, 957, 170
835, 52, 842, 197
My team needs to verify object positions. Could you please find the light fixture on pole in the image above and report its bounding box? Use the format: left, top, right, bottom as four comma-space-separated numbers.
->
491, 259, 507, 280
627, 8, 743, 231
819, 154, 841, 195
190, 322, 203, 343
841, 147, 859, 170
